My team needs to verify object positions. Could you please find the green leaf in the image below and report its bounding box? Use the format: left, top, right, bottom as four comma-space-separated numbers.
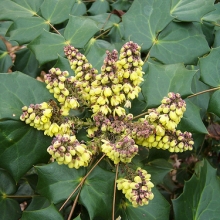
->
150, 22, 210, 65
117, 187, 170, 220
0, 197, 21, 220
64, 15, 99, 48
40, 0, 75, 24
108, 23, 125, 43
172, 160, 220, 220
79, 165, 115, 220
122, 0, 173, 51
89, 13, 121, 31
177, 99, 208, 134
0, 169, 17, 195
36, 162, 86, 204
0, 0, 43, 21
85, 39, 114, 71
199, 47, 220, 87
0, 40, 13, 72
12, 48, 41, 78
71, 0, 87, 16
202, 3, 220, 26
213, 30, 220, 48
0, 21, 13, 36
142, 62, 196, 108
144, 159, 173, 185
0, 72, 53, 120
189, 66, 210, 118
170, 0, 215, 22
0, 120, 51, 181
25, 197, 50, 211
88, 0, 110, 15
54, 55, 74, 76
208, 90, 220, 118
22, 203, 63, 220
7, 17, 49, 45
28, 30, 65, 65
111, 0, 132, 11
0, 72, 53, 181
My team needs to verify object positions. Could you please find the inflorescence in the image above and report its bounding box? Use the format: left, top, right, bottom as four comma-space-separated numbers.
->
20, 41, 194, 207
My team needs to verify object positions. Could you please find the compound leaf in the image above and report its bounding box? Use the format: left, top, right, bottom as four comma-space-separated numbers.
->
172, 160, 220, 220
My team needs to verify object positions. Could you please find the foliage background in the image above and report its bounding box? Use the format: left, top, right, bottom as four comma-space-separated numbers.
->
1, 0, 220, 219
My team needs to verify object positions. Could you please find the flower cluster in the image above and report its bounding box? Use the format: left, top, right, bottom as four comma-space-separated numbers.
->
20, 42, 195, 207
64, 41, 144, 117
47, 134, 92, 169
20, 101, 74, 137
101, 135, 138, 164
136, 92, 194, 152
117, 167, 154, 207
44, 68, 79, 116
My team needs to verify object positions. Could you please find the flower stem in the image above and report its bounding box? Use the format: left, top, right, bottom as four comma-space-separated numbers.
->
187, 87, 220, 98
59, 153, 106, 211
112, 164, 119, 220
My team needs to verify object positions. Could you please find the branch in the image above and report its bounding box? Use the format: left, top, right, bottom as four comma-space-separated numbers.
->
112, 164, 119, 220
188, 87, 220, 98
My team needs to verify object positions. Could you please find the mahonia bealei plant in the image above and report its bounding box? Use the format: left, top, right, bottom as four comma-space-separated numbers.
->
20, 41, 194, 207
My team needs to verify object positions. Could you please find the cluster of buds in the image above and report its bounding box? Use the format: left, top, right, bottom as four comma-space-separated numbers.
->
117, 167, 154, 207
44, 68, 80, 116
101, 136, 138, 164
47, 134, 92, 169
20, 101, 74, 137
65, 41, 144, 117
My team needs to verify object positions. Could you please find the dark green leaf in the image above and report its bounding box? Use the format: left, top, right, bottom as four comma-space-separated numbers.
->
177, 99, 208, 134
199, 47, 220, 87
122, 0, 173, 51
89, 13, 121, 31
190, 66, 210, 118
144, 159, 173, 185
0, 72, 53, 120
12, 48, 41, 78
25, 197, 50, 211
111, 0, 132, 11
40, 0, 75, 24
0, 169, 16, 195
0, 120, 51, 181
54, 55, 74, 76
0, 40, 13, 72
213, 30, 220, 48
107, 23, 125, 43
64, 15, 99, 48
0, 0, 43, 21
7, 17, 49, 45
71, 0, 87, 16
117, 187, 170, 220
170, 0, 215, 22
172, 159, 220, 220
85, 39, 114, 71
36, 162, 86, 204
208, 90, 220, 118
28, 30, 65, 65
0, 197, 21, 220
73, 214, 82, 220
150, 22, 210, 65
79, 165, 115, 220
22, 203, 63, 220
142, 62, 196, 108
88, 0, 110, 15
